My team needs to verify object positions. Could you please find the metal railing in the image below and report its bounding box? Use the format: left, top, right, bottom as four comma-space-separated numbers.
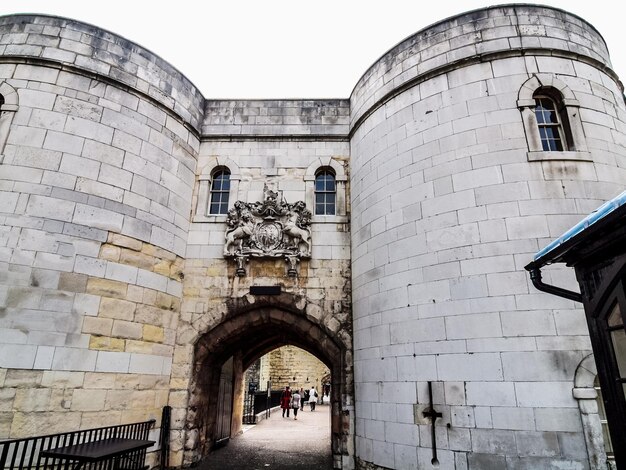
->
242, 390, 282, 424
0, 420, 155, 470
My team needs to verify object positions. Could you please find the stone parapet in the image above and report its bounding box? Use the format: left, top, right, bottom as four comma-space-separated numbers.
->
349, 4, 616, 131
0, 14, 204, 131
202, 100, 350, 137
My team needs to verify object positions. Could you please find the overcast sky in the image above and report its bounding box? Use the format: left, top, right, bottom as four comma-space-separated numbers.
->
2, 1, 624, 99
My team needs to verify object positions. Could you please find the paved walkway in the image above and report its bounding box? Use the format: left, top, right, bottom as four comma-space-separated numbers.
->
199, 403, 332, 470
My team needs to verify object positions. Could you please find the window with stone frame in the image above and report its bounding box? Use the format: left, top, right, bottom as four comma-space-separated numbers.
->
194, 158, 240, 222
517, 75, 589, 162
208, 168, 231, 215
314, 168, 336, 216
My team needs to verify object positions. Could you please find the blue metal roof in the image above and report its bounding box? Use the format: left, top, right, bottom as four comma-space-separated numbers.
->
534, 190, 626, 261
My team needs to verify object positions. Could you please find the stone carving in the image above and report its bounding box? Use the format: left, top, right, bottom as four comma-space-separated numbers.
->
224, 187, 312, 276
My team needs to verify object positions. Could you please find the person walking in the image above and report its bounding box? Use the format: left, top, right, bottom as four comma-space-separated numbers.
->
280, 386, 292, 418
308, 386, 318, 411
292, 388, 301, 420
299, 387, 307, 411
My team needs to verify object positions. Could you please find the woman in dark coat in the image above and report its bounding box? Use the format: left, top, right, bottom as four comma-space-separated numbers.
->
280, 386, 292, 418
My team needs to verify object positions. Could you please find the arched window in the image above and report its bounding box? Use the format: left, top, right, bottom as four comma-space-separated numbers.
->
534, 93, 565, 151
517, 75, 589, 161
315, 169, 335, 216
209, 168, 231, 215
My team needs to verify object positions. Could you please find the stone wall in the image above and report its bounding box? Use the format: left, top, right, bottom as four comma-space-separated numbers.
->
160, 98, 354, 467
258, 345, 330, 392
1, 5, 625, 470
350, 5, 626, 470
0, 15, 199, 459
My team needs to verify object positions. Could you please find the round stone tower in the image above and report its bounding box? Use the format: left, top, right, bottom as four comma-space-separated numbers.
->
350, 5, 626, 469
0, 14, 201, 454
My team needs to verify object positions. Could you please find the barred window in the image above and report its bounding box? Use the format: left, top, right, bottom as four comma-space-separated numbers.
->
315, 169, 335, 216
209, 169, 231, 215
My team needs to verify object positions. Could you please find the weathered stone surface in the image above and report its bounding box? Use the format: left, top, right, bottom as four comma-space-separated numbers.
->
0, 5, 624, 469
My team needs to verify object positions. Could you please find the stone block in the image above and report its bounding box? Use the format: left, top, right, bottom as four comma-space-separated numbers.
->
437, 353, 503, 381
515, 382, 578, 408
467, 453, 507, 470
394, 443, 418, 470
32, 346, 54, 370
41, 371, 85, 388
491, 406, 535, 431
99, 297, 136, 320
52, 347, 97, 372
446, 312, 502, 339
9, 411, 82, 437
75, 256, 107, 277
89, 336, 126, 351
143, 325, 164, 342
105, 262, 138, 284
470, 428, 516, 455
95, 351, 131, 373
45, 131, 85, 156
86, 278, 128, 299
128, 353, 166, 375
13, 388, 52, 412
0, 344, 36, 368
515, 431, 560, 457
466, 382, 516, 406
534, 408, 582, 432
137, 270, 168, 292
73, 204, 124, 232
451, 406, 475, 427
502, 351, 582, 382
58, 272, 88, 293
75, 178, 124, 202
71, 389, 106, 411
82, 316, 113, 335
25, 195, 75, 222
112, 320, 143, 340
17, 88, 57, 110
448, 427, 471, 451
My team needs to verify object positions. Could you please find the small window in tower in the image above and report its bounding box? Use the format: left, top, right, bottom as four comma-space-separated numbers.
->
209, 168, 231, 215
534, 95, 565, 151
315, 169, 336, 216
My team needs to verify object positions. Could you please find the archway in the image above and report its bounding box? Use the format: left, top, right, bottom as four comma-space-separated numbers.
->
182, 295, 353, 468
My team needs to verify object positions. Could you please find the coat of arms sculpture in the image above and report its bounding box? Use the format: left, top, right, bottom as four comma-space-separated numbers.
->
223, 187, 312, 277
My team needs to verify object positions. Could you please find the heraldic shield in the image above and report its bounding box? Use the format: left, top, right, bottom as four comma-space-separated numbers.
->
223, 187, 312, 276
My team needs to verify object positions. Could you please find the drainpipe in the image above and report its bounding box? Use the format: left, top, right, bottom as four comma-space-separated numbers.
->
527, 266, 583, 303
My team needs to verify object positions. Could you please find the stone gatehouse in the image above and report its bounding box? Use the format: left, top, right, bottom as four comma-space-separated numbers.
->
1, 4, 625, 470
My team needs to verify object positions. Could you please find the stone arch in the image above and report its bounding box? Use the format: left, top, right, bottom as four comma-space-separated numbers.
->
517, 74, 579, 107
0, 81, 18, 158
517, 73, 589, 157
572, 354, 609, 469
180, 292, 353, 468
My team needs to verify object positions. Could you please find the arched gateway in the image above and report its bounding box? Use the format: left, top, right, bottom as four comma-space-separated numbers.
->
2, 5, 626, 470
178, 293, 353, 466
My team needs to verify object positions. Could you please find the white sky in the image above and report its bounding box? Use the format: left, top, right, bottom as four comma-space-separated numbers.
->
2, 1, 624, 99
